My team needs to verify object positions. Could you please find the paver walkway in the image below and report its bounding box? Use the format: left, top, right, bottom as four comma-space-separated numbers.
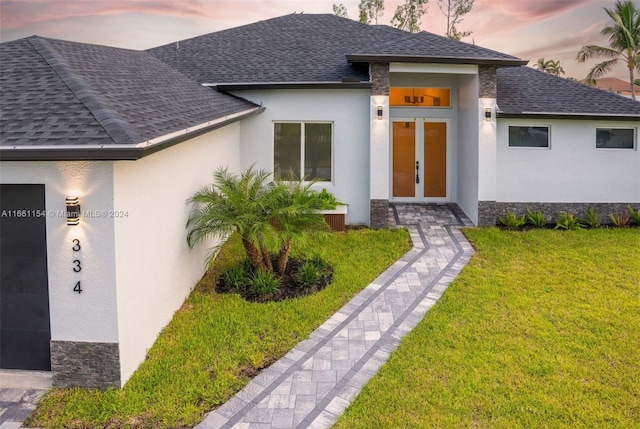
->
197, 203, 474, 429
0, 370, 51, 429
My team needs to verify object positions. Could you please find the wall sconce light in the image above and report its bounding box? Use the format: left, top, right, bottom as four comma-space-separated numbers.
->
66, 197, 80, 226
484, 107, 492, 122
377, 105, 383, 120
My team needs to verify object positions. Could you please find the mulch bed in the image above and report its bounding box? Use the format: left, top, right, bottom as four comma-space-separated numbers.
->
216, 257, 334, 303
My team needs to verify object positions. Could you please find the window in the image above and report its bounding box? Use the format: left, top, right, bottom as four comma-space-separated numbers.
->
274, 122, 332, 181
508, 126, 549, 148
389, 88, 451, 107
596, 128, 635, 149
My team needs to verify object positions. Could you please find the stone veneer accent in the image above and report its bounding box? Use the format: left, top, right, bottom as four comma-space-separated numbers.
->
370, 199, 390, 229
370, 63, 390, 96
478, 65, 497, 98
477, 200, 497, 226
479, 201, 638, 226
51, 340, 121, 389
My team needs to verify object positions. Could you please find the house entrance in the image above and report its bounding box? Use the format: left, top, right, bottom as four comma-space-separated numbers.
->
0, 184, 51, 371
392, 119, 449, 200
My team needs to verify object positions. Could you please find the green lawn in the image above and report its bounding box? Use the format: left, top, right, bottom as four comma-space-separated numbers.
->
27, 229, 410, 429
335, 228, 640, 429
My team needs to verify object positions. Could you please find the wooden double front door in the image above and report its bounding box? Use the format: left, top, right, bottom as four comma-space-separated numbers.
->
392, 119, 448, 200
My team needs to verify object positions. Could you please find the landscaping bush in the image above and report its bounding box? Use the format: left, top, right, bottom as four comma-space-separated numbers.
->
582, 207, 601, 228
526, 208, 546, 228
555, 212, 584, 230
498, 211, 525, 229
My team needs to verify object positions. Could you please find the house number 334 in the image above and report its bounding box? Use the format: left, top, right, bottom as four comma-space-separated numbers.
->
72, 238, 83, 294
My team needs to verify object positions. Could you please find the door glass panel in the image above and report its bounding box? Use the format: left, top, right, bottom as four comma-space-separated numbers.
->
392, 121, 416, 197
423, 122, 447, 198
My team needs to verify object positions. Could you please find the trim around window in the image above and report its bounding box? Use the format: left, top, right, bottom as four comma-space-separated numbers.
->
595, 127, 636, 150
273, 121, 333, 182
508, 125, 550, 148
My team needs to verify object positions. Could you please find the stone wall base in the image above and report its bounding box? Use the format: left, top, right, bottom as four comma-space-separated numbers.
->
481, 201, 638, 226
370, 199, 390, 229
477, 201, 497, 226
51, 340, 121, 389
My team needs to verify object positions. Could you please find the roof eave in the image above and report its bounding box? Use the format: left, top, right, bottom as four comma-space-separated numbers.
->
207, 82, 372, 90
497, 112, 640, 121
346, 54, 528, 67
0, 106, 265, 161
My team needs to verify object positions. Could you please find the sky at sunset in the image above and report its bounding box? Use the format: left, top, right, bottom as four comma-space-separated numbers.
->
0, 0, 633, 81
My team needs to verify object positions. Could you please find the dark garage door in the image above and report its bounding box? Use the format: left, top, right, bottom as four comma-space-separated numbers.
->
0, 184, 51, 370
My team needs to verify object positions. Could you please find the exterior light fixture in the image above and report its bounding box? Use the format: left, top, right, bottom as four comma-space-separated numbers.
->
484, 107, 492, 122
377, 105, 383, 120
66, 197, 80, 226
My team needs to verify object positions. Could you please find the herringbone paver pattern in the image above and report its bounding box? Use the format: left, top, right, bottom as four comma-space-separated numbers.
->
197, 204, 474, 429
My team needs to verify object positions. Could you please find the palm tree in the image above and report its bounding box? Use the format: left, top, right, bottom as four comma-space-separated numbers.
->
186, 166, 329, 275
577, 1, 640, 100
533, 58, 565, 76
186, 166, 275, 271
269, 180, 329, 275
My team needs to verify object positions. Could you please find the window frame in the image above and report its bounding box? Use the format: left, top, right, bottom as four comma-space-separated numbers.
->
272, 120, 334, 182
595, 127, 636, 150
507, 125, 551, 149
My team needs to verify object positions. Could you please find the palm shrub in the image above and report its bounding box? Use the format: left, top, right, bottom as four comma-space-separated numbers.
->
186, 166, 275, 271
268, 179, 330, 275
186, 166, 330, 277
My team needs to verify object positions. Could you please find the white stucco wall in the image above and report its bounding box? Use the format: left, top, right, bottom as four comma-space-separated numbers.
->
478, 98, 497, 202
0, 161, 118, 343
456, 75, 479, 224
232, 89, 371, 224
371, 95, 390, 202
113, 123, 242, 384
497, 119, 640, 202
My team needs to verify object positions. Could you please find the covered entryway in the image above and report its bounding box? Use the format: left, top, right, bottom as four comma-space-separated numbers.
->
0, 184, 51, 371
392, 118, 449, 200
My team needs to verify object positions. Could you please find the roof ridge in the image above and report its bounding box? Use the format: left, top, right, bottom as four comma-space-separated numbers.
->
27, 36, 142, 145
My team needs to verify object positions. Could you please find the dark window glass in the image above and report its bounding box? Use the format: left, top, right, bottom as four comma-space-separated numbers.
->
274, 123, 301, 180
596, 128, 634, 149
274, 123, 332, 181
508, 126, 549, 148
304, 123, 332, 181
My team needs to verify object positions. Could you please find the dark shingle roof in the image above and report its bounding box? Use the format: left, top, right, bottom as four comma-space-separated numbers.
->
148, 14, 407, 84
497, 67, 640, 118
347, 30, 525, 66
148, 13, 523, 85
0, 38, 115, 147
1, 36, 258, 150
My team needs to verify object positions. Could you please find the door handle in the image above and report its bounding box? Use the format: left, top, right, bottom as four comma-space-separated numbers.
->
416, 161, 420, 184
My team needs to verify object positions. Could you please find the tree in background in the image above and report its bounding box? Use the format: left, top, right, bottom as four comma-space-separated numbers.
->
436, 0, 474, 40
577, 1, 640, 100
359, 0, 385, 24
635, 78, 640, 85
333, 3, 349, 18
392, 0, 429, 32
533, 58, 566, 76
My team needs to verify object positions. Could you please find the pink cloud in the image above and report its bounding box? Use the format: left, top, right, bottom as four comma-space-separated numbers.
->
474, 0, 586, 21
